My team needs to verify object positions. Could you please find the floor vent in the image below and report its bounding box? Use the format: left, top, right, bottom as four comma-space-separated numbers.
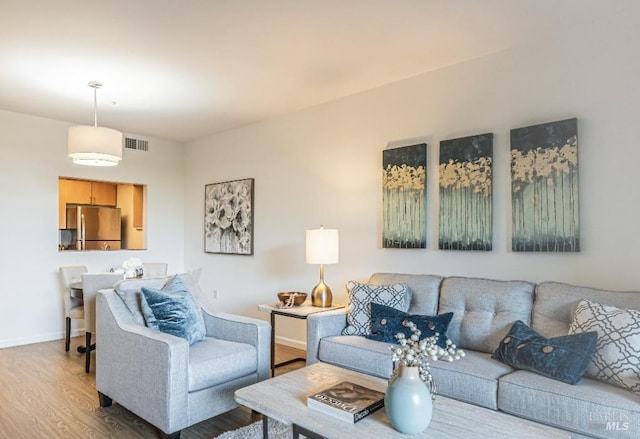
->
125, 137, 149, 152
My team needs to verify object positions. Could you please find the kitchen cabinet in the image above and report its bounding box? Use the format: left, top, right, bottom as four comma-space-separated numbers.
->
58, 178, 117, 228
133, 184, 144, 229
60, 178, 117, 206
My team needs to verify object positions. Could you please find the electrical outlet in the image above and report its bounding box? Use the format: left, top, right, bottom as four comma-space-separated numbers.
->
212, 289, 218, 300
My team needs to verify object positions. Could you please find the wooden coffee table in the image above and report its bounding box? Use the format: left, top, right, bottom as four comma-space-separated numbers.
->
235, 363, 569, 438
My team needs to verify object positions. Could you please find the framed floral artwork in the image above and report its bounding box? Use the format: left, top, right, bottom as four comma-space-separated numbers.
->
382, 143, 427, 248
439, 133, 493, 251
204, 178, 254, 255
511, 118, 579, 252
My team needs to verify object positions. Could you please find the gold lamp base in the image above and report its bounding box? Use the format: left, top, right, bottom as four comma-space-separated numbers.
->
311, 280, 333, 307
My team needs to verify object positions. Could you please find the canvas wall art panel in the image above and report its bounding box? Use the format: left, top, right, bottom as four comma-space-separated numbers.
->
205, 178, 254, 255
383, 143, 427, 249
439, 133, 493, 251
511, 118, 579, 252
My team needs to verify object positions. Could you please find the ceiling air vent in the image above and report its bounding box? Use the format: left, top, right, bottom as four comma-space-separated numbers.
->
124, 137, 149, 152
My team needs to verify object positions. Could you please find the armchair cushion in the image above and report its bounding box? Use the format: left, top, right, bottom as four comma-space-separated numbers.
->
188, 337, 257, 392
142, 276, 207, 344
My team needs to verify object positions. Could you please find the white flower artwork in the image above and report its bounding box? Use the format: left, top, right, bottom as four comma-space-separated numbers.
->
510, 118, 579, 252
204, 178, 254, 255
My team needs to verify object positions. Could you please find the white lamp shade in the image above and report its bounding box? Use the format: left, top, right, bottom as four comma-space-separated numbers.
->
306, 228, 339, 264
68, 125, 123, 166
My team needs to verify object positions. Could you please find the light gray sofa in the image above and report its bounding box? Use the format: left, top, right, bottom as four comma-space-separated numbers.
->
96, 275, 270, 439
307, 273, 640, 439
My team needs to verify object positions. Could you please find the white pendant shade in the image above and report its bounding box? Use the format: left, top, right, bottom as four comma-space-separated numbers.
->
68, 125, 123, 166
67, 81, 123, 166
306, 227, 339, 265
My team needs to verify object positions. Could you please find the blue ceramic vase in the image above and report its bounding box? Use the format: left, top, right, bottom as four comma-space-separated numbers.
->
384, 365, 433, 434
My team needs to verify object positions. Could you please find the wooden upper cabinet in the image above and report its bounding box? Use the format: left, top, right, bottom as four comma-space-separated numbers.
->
62, 179, 92, 204
59, 178, 118, 227
91, 181, 117, 206
60, 178, 117, 206
133, 184, 144, 229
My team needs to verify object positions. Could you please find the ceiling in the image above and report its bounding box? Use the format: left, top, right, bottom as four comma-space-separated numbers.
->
0, 1, 630, 143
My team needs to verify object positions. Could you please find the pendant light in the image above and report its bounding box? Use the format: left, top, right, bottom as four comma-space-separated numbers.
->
67, 81, 123, 166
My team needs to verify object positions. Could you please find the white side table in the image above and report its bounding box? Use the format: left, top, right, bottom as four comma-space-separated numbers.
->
258, 302, 345, 377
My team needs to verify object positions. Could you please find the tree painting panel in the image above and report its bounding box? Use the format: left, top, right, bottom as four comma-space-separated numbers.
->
439, 134, 493, 251
383, 143, 427, 248
511, 118, 579, 252
205, 178, 254, 255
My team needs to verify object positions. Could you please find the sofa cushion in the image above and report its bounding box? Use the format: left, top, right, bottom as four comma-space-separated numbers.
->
114, 276, 171, 325
366, 303, 453, 348
438, 277, 535, 353
318, 335, 509, 410
188, 337, 257, 392
532, 282, 640, 338
499, 370, 640, 439
368, 273, 444, 315
319, 335, 395, 379
342, 281, 408, 336
492, 320, 597, 384
430, 350, 513, 410
569, 299, 640, 394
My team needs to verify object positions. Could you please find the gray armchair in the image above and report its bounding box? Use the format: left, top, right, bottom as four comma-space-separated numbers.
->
95, 276, 270, 439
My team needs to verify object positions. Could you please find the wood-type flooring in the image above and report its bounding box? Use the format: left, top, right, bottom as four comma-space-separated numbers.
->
0, 337, 305, 439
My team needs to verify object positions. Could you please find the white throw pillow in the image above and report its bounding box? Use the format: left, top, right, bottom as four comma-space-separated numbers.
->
569, 299, 640, 394
342, 281, 408, 336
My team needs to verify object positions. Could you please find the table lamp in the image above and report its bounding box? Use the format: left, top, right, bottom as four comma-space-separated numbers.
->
306, 226, 339, 307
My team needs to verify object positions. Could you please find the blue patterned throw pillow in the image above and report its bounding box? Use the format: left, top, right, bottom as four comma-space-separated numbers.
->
366, 303, 453, 348
492, 320, 597, 385
141, 275, 207, 345
342, 281, 409, 336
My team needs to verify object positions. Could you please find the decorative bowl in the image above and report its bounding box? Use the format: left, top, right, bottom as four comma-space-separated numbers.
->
277, 292, 307, 306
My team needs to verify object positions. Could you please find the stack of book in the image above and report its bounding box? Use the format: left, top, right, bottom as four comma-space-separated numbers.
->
307, 381, 385, 424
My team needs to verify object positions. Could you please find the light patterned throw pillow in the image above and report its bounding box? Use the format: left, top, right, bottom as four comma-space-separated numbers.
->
342, 281, 409, 336
569, 299, 640, 394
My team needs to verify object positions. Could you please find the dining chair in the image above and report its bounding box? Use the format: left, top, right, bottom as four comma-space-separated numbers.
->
59, 265, 87, 352
142, 262, 168, 278
80, 272, 125, 373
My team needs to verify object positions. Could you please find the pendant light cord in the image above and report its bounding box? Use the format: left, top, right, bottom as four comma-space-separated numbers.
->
93, 85, 98, 127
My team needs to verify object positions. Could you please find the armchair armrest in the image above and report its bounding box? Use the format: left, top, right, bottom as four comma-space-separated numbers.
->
201, 310, 271, 382
306, 308, 348, 364
96, 290, 190, 434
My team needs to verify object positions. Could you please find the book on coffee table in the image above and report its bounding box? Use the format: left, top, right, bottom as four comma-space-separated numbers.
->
307, 381, 385, 423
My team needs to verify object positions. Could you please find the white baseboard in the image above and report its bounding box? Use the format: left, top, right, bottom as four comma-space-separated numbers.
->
0, 328, 85, 349
274, 335, 306, 351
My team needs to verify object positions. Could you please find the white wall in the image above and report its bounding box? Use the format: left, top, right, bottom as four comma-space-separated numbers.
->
183, 10, 640, 348
0, 110, 185, 348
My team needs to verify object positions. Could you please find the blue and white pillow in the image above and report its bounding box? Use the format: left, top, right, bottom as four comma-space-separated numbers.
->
342, 281, 408, 336
569, 299, 640, 393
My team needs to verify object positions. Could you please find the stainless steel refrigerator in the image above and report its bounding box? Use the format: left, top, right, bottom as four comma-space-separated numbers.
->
67, 206, 122, 250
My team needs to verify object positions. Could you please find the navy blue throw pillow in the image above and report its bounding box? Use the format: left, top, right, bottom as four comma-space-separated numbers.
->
365, 303, 453, 348
492, 320, 597, 385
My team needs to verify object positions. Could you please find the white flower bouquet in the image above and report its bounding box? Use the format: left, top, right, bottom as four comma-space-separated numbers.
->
122, 257, 143, 278
389, 320, 465, 399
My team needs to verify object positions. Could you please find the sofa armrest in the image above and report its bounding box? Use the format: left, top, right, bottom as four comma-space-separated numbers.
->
96, 290, 190, 434
306, 308, 348, 364
201, 310, 271, 382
